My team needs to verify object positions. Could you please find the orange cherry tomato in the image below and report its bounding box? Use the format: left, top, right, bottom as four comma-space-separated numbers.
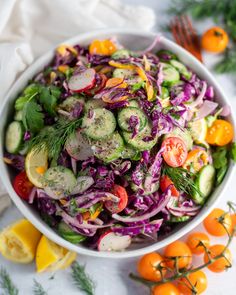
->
204, 244, 232, 273
162, 137, 188, 168
201, 27, 229, 53
182, 149, 208, 172
102, 77, 128, 103
152, 283, 180, 295
89, 39, 117, 55
137, 252, 166, 282
203, 208, 232, 237
206, 119, 234, 146
160, 175, 180, 197
186, 232, 210, 255
105, 184, 128, 214
177, 270, 207, 295
164, 240, 192, 269
109, 60, 136, 71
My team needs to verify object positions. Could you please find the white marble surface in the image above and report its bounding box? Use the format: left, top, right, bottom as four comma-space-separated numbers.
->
1, 0, 236, 294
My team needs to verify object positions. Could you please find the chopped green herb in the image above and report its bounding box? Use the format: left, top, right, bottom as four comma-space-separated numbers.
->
22, 100, 44, 133
33, 280, 48, 295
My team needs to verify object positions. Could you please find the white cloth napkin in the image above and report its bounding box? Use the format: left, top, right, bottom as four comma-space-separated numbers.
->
0, 0, 155, 207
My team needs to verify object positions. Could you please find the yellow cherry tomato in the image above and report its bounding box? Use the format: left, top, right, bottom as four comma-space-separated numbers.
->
137, 252, 166, 282
182, 148, 208, 172
164, 240, 192, 269
186, 232, 210, 255
206, 119, 234, 146
203, 208, 232, 237
204, 244, 232, 273
201, 27, 229, 53
89, 39, 117, 55
177, 270, 207, 295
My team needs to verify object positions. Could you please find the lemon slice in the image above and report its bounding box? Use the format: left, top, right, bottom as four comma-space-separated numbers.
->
36, 235, 77, 273
0, 219, 41, 263
25, 148, 48, 188
189, 118, 208, 144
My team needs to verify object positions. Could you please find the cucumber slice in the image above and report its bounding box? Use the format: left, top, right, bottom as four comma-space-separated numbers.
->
5, 121, 24, 154
121, 145, 140, 160
164, 127, 193, 150
161, 63, 180, 86
84, 99, 106, 112
168, 216, 190, 223
170, 60, 192, 80
93, 132, 124, 163
193, 165, 216, 205
43, 166, 77, 199
122, 124, 158, 151
117, 107, 147, 132
14, 111, 23, 121
82, 108, 116, 140
111, 49, 131, 59
58, 222, 86, 244
128, 100, 140, 108
59, 96, 85, 112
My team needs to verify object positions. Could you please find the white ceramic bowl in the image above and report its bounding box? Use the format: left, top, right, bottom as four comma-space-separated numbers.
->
0, 29, 235, 258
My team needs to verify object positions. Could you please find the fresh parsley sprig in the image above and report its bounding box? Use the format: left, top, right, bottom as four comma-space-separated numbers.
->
33, 280, 48, 295
0, 267, 19, 295
71, 262, 96, 295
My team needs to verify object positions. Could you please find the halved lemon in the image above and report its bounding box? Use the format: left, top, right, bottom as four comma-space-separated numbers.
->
36, 235, 77, 273
0, 219, 41, 263
25, 148, 48, 188
189, 118, 208, 144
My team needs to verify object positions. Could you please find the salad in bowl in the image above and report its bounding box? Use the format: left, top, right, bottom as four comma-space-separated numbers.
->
3, 36, 235, 252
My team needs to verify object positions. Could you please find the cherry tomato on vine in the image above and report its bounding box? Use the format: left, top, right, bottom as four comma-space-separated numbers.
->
203, 208, 232, 236
13, 171, 34, 201
152, 283, 180, 295
206, 119, 234, 146
186, 232, 210, 255
204, 244, 232, 273
137, 252, 166, 282
177, 270, 207, 295
161, 137, 188, 168
160, 175, 179, 197
201, 27, 229, 53
230, 213, 236, 235
164, 240, 192, 269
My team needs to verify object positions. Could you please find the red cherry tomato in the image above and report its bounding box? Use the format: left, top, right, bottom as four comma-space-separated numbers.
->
105, 184, 128, 214
160, 175, 179, 197
13, 171, 34, 201
161, 137, 188, 167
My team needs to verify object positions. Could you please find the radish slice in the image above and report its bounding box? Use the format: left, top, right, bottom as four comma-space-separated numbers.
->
70, 176, 94, 195
98, 231, 131, 252
68, 68, 96, 93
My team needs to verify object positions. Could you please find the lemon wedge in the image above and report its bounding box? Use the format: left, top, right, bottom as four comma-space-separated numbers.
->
0, 219, 41, 263
36, 235, 77, 273
189, 118, 208, 144
25, 148, 48, 188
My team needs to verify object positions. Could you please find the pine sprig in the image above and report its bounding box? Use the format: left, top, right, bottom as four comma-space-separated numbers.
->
71, 262, 96, 295
28, 117, 82, 160
33, 280, 48, 295
0, 268, 19, 295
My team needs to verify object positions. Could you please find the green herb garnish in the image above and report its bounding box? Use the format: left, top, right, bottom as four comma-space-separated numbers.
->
33, 280, 48, 295
0, 267, 19, 295
28, 117, 82, 161
163, 165, 202, 196
71, 262, 96, 295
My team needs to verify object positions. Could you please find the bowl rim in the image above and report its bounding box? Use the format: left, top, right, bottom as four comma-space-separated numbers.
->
0, 28, 235, 259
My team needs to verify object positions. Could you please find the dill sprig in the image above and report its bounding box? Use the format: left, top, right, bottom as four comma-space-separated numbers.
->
0, 267, 19, 295
71, 262, 96, 295
163, 165, 202, 196
28, 117, 82, 160
33, 280, 48, 295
